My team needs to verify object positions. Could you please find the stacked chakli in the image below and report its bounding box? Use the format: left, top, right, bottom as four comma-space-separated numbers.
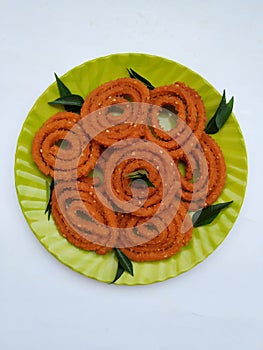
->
32, 77, 226, 262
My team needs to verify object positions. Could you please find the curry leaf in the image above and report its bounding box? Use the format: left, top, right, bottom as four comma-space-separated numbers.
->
54, 72, 72, 96
48, 95, 84, 107
192, 201, 233, 227
111, 262, 125, 283
44, 179, 55, 220
52, 73, 84, 113
205, 90, 234, 134
114, 248, 134, 277
127, 68, 155, 90
126, 169, 155, 188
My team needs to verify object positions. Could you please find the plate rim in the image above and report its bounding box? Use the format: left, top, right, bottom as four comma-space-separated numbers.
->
14, 52, 248, 285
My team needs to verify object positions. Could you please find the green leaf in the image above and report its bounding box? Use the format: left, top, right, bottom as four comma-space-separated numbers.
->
114, 248, 134, 276
44, 179, 55, 220
216, 96, 234, 129
127, 68, 155, 90
54, 72, 72, 97
205, 90, 234, 134
53, 73, 83, 113
126, 169, 155, 188
192, 201, 233, 227
126, 169, 148, 178
48, 95, 84, 107
111, 262, 125, 283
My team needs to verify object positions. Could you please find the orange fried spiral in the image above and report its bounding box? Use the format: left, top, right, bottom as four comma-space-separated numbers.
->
80, 78, 150, 146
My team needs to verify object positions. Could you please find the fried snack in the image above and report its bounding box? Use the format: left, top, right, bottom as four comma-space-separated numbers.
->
200, 133, 226, 206
31, 75, 228, 265
175, 82, 207, 138
175, 133, 226, 210
51, 178, 115, 253
80, 78, 150, 146
145, 82, 206, 156
81, 77, 150, 115
32, 111, 80, 177
32, 111, 101, 180
119, 203, 193, 262
110, 158, 163, 217
96, 138, 181, 218
79, 113, 144, 148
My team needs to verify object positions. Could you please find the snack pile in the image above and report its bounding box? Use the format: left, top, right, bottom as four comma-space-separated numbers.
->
32, 77, 226, 262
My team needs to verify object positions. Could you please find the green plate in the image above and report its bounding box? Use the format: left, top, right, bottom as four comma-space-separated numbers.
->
14, 53, 247, 285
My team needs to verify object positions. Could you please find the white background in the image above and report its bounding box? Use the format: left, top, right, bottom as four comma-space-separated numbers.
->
1, 0, 262, 349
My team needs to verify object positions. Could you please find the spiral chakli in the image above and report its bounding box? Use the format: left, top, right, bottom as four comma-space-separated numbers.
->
200, 133, 226, 206
80, 78, 150, 146
32, 111, 101, 180
145, 82, 206, 157
51, 178, 116, 253
119, 203, 193, 262
175, 133, 226, 210
110, 158, 163, 217
94, 138, 182, 219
